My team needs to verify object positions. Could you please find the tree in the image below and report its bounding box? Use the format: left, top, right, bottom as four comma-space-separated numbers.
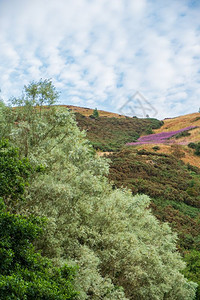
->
12, 79, 59, 108
0, 139, 31, 204
0, 140, 77, 299
92, 108, 99, 118
0, 80, 74, 158
0, 199, 77, 300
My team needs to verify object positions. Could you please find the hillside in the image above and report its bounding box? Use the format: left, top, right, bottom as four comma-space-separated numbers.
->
69, 106, 200, 251
125, 113, 200, 168
70, 107, 200, 295
108, 148, 200, 252
58, 104, 126, 118
75, 112, 163, 151
155, 113, 200, 137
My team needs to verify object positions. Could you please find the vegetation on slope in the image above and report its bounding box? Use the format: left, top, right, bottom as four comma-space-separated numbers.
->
75, 112, 163, 151
154, 113, 200, 145
108, 148, 200, 251
0, 80, 196, 299
108, 148, 200, 297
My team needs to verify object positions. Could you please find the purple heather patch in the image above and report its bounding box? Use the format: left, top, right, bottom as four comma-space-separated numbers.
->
126, 126, 197, 146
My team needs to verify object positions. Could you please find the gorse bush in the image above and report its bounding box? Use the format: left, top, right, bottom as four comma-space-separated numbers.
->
0, 80, 197, 299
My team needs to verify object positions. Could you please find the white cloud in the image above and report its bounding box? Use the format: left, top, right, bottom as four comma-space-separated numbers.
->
0, 0, 199, 119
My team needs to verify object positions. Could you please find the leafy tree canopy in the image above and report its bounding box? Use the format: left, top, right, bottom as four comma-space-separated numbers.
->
0, 139, 77, 299
0, 199, 77, 300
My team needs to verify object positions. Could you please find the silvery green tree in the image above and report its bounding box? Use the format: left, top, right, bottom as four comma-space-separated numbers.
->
0, 80, 197, 299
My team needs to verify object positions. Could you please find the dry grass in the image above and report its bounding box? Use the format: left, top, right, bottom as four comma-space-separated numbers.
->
58, 105, 126, 118
142, 113, 200, 167
135, 144, 200, 168
154, 113, 200, 142
96, 151, 114, 157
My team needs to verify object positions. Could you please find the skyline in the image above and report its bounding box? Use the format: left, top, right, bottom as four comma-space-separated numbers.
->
0, 0, 200, 119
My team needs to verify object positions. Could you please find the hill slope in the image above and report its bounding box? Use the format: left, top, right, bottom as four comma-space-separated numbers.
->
58, 105, 126, 118
125, 113, 200, 168
75, 113, 163, 151
108, 148, 200, 252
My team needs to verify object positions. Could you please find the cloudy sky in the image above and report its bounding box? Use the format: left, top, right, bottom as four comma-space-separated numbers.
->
0, 0, 200, 119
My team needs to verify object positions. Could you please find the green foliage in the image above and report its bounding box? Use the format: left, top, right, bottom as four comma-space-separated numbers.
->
152, 146, 160, 151
12, 79, 59, 107
0, 139, 31, 203
145, 126, 153, 134
0, 138, 77, 299
92, 108, 99, 118
188, 142, 200, 156
75, 113, 163, 152
182, 250, 200, 299
188, 143, 197, 149
0, 199, 77, 300
108, 148, 200, 251
174, 130, 191, 139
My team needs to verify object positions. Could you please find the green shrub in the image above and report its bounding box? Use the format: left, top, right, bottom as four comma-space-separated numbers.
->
174, 131, 191, 139
188, 143, 197, 149
188, 142, 200, 156
152, 146, 160, 151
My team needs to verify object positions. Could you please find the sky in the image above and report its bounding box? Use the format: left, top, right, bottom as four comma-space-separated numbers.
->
0, 0, 200, 119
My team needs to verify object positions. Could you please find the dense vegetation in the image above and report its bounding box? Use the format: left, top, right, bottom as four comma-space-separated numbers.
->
0, 80, 197, 299
75, 112, 163, 151
108, 148, 200, 297
0, 139, 77, 299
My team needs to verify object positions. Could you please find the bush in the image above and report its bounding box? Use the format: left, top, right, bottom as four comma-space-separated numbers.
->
182, 250, 200, 299
152, 146, 160, 151
174, 131, 191, 139
188, 142, 200, 156
188, 143, 196, 149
